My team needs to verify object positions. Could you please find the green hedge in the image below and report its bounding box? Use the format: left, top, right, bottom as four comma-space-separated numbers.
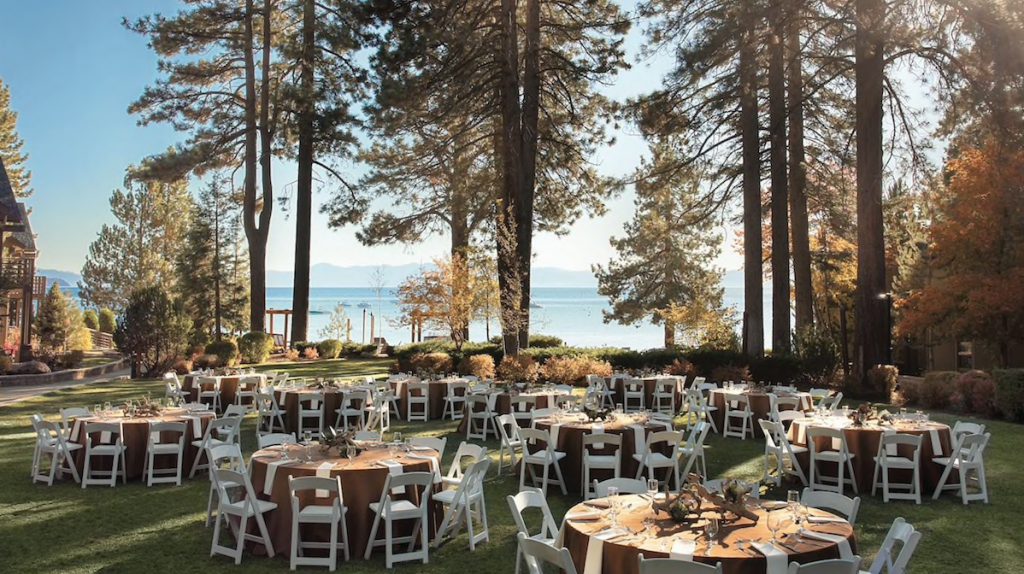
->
995, 369, 1024, 422
489, 334, 565, 348
317, 339, 344, 359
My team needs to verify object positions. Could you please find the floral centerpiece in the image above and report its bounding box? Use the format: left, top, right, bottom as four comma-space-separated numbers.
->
308, 378, 340, 390
652, 475, 759, 524
319, 427, 360, 455
125, 396, 162, 417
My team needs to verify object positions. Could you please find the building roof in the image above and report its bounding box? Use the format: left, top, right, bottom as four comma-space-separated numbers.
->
9, 203, 35, 252
0, 158, 25, 229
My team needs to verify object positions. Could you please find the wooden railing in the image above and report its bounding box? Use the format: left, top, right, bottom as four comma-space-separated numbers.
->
89, 329, 114, 350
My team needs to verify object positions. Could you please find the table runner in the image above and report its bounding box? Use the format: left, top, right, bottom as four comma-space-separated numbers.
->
802, 531, 853, 560
583, 527, 629, 574
670, 539, 696, 561
752, 542, 787, 574
263, 459, 290, 496
380, 459, 406, 494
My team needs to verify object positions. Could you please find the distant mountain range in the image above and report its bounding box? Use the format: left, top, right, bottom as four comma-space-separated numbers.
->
39, 264, 745, 290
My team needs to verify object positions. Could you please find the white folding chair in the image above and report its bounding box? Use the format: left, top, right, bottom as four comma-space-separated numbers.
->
517, 532, 578, 574
465, 394, 495, 441
365, 393, 392, 433
623, 378, 645, 412
684, 388, 718, 433
807, 426, 858, 495
81, 421, 127, 488
197, 376, 222, 412
820, 392, 844, 412
335, 390, 367, 430
594, 477, 647, 497
354, 430, 382, 441
258, 432, 297, 449
633, 430, 683, 488
443, 441, 488, 490
190, 416, 242, 477
164, 372, 189, 405
144, 420, 187, 486
680, 421, 711, 479
723, 392, 753, 439
406, 381, 430, 422
583, 432, 621, 500
801, 488, 861, 526
31, 419, 82, 485
59, 407, 91, 439
235, 375, 261, 409
206, 443, 248, 527
859, 517, 921, 574
951, 421, 986, 457
788, 558, 861, 574
639, 556, 723, 573
872, 433, 923, 504
443, 382, 468, 421
289, 475, 350, 570
433, 457, 491, 550
770, 394, 806, 428
507, 487, 559, 574
363, 471, 435, 567
932, 432, 990, 504
652, 378, 677, 415
256, 391, 286, 434
210, 468, 277, 564
297, 393, 325, 439
409, 436, 448, 457
809, 388, 831, 407
510, 395, 538, 429
222, 404, 249, 419
759, 419, 808, 486
495, 414, 524, 476
519, 427, 567, 496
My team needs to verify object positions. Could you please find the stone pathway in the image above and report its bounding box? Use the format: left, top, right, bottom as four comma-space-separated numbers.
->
0, 368, 130, 408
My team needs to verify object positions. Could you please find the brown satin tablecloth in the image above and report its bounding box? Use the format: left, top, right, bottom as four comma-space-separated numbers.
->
69, 409, 216, 480
278, 389, 347, 434
710, 390, 813, 438
561, 495, 856, 574
533, 414, 673, 495
788, 416, 953, 494
455, 390, 562, 434
182, 375, 240, 408
390, 378, 459, 420
247, 444, 441, 559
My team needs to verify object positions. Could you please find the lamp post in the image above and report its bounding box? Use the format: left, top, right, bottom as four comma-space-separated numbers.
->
877, 292, 894, 365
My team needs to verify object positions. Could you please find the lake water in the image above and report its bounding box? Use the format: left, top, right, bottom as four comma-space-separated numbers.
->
70, 286, 772, 349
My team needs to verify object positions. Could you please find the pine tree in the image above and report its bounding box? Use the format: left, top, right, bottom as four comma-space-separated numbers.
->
78, 174, 191, 311
35, 284, 89, 353
594, 145, 729, 348
0, 78, 31, 197
177, 178, 249, 344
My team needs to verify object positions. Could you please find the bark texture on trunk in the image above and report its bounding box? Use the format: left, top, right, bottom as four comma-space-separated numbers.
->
855, 0, 888, 374
787, 10, 813, 332
241, 0, 265, 332
516, 0, 541, 350
740, 6, 764, 357
769, 0, 791, 353
496, 0, 522, 358
291, 0, 315, 343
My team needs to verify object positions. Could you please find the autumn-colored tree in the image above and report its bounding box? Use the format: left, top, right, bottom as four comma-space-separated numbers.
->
898, 140, 1024, 366
396, 255, 477, 351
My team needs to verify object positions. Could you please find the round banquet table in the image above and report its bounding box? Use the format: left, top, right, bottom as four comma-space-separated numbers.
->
277, 388, 347, 434
182, 374, 241, 407
247, 443, 441, 558
389, 378, 461, 420
68, 409, 216, 480
611, 376, 685, 411
709, 390, 814, 438
788, 415, 953, 494
533, 413, 674, 495
561, 494, 856, 574
455, 389, 566, 433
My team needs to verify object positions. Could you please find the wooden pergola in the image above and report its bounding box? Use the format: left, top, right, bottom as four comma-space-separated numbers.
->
266, 309, 293, 349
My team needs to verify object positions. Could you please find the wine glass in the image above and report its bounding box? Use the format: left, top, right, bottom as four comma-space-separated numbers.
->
767, 511, 784, 543
704, 517, 719, 556
787, 490, 800, 516
647, 479, 659, 499
93, 403, 102, 417
607, 486, 620, 526
793, 504, 807, 540
303, 430, 312, 445
393, 431, 403, 445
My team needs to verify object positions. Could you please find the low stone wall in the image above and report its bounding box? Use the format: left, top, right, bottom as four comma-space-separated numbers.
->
0, 355, 127, 387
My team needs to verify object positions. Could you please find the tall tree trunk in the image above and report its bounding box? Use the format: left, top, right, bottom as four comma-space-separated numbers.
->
517, 0, 541, 350
769, 0, 791, 354
241, 0, 264, 332
291, 0, 315, 344
451, 170, 471, 342
787, 8, 813, 333
855, 0, 888, 375
664, 320, 675, 348
214, 190, 222, 341
740, 4, 764, 357
496, 0, 522, 358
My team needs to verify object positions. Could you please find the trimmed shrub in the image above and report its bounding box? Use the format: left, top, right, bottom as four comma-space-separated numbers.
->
750, 354, 803, 385
529, 334, 564, 348
0, 355, 12, 374
238, 332, 273, 364
83, 310, 99, 331
541, 355, 613, 386
865, 365, 899, 400
952, 370, 998, 417
292, 341, 317, 354
685, 348, 749, 377
890, 376, 920, 407
667, 358, 695, 377
204, 339, 239, 368
920, 371, 958, 409
497, 355, 541, 384
710, 364, 751, 384
793, 326, 840, 385
302, 347, 320, 360
459, 354, 496, 380
172, 357, 192, 375
98, 308, 117, 334
994, 369, 1024, 422
409, 352, 453, 375
193, 353, 220, 370
317, 339, 344, 360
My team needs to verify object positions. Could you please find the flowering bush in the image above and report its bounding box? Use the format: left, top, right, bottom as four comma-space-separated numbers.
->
302, 347, 320, 360
284, 348, 300, 361
668, 358, 695, 377
953, 370, 998, 417
459, 354, 495, 379
497, 355, 541, 384
541, 356, 613, 386
409, 352, 453, 375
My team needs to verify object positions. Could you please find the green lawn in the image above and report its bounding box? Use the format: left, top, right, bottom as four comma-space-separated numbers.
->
1, 360, 1021, 573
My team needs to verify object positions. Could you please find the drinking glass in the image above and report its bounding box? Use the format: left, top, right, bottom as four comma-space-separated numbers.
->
704, 518, 720, 556
303, 430, 313, 445
615, 403, 623, 414
787, 490, 800, 515
793, 505, 807, 539
93, 403, 102, 417
767, 511, 783, 543
647, 479, 659, 499
103, 402, 112, 413
899, 407, 907, 419
394, 432, 403, 444
607, 487, 620, 526
346, 445, 357, 460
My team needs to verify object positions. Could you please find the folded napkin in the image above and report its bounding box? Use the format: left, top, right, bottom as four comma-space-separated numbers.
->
406, 452, 442, 483
929, 428, 944, 457
669, 539, 696, 561
583, 528, 630, 574
316, 461, 335, 497
263, 459, 290, 496
882, 428, 899, 456
752, 541, 788, 574
380, 459, 406, 494
71, 419, 83, 442
806, 516, 847, 524
564, 509, 604, 522
184, 415, 203, 436
761, 501, 789, 510
592, 424, 604, 449
630, 424, 647, 457
549, 423, 562, 448
802, 530, 854, 560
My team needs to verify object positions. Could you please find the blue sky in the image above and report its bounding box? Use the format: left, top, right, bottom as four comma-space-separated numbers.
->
0, 1, 737, 276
